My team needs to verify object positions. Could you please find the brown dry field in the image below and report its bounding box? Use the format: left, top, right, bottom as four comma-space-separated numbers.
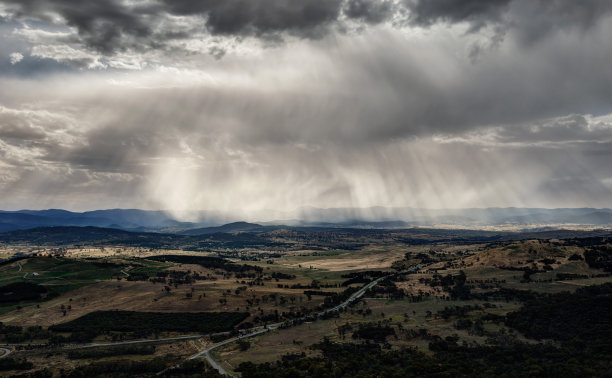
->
2, 240, 608, 328
215, 295, 527, 375
9, 338, 200, 375
2, 237, 612, 376
0, 261, 332, 327
272, 243, 481, 271
396, 239, 610, 297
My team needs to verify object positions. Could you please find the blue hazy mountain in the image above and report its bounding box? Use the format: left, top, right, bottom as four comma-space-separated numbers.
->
0, 209, 192, 232
0, 207, 611, 234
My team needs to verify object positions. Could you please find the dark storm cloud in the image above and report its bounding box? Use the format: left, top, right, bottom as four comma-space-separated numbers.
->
344, 0, 395, 24
508, 0, 612, 45
405, 0, 512, 30
0, 0, 345, 54
1, 1, 612, 212
405, 0, 612, 43
3, 0, 612, 58
0, 0, 151, 54
160, 0, 343, 37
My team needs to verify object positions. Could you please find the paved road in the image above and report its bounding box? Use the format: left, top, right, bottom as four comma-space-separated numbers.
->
0, 347, 10, 358
1, 263, 426, 376
189, 329, 269, 374
175, 263, 428, 376
1, 332, 232, 349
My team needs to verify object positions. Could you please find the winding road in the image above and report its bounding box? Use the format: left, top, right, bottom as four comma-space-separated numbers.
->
168, 263, 427, 376
0, 347, 10, 358
1, 263, 426, 376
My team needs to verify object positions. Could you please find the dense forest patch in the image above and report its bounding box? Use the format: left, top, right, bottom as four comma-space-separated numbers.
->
237, 337, 612, 377
0, 282, 57, 304
505, 283, 612, 351
584, 246, 612, 272
144, 255, 262, 273
50, 310, 249, 334
67, 345, 156, 359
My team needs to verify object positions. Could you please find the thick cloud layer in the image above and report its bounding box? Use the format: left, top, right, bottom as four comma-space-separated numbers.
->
3, 0, 612, 56
0, 1, 611, 215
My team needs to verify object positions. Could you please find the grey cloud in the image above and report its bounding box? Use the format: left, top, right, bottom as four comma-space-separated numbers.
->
509, 0, 612, 45
0, 106, 77, 143
405, 0, 512, 30
1, 0, 152, 54
405, 0, 612, 45
0, 0, 345, 55
52, 126, 168, 174
2, 84, 611, 212
160, 0, 343, 37
500, 115, 612, 145
344, 0, 395, 24
3, 17, 612, 144
2, 0, 611, 63
0, 113, 46, 141
1, 3, 612, 212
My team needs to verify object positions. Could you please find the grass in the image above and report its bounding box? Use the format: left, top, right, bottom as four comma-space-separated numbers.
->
0, 257, 124, 286
0, 258, 117, 311
0, 257, 157, 318
0, 238, 610, 376
217, 295, 527, 373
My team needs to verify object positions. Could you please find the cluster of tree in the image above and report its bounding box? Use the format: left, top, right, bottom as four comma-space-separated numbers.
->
238, 282, 612, 376
555, 273, 589, 281
351, 323, 396, 343
50, 310, 249, 336
288, 280, 337, 290
66, 345, 155, 359
149, 270, 206, 285
269, 272, 296, 280
496, 265, 550, 281
320, 287, 359, 308
236, 334, 612, 377
465, 277, 504, 290
62, 357, 166, 377
253, 306, 314, 324
159, 359, 223, 377
0, 282, 57, 305
505, 283, 612, 352
420, 271, 466, 287
0, 357, 33, 372
0, 325, 54, 343
470, 287, 541, 302
453, 318, 486, 336
435, 305, 482, 320
218, 252, 283, 261
0, 256, 26, 267
2, 328, 94, 344
364, 278, 405, 299
565, 236, 610, 247
124, 271, 154, 281
584, 246, 612, 272
186, 232, 287, 250
145, 255, 263, 273
303, 290, 336, 297
4, 368, 53, 378
87, 260, 125, 268
340, 271, 386, 286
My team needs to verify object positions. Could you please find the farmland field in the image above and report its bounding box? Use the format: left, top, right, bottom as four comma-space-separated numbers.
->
0, 227, 610, 376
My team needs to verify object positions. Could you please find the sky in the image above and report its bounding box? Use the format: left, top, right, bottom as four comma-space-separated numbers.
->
0, 0, 611, 219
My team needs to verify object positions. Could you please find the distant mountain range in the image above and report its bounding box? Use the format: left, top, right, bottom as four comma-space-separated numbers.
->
0, 207, 611, 234
0, 209, 193, 233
